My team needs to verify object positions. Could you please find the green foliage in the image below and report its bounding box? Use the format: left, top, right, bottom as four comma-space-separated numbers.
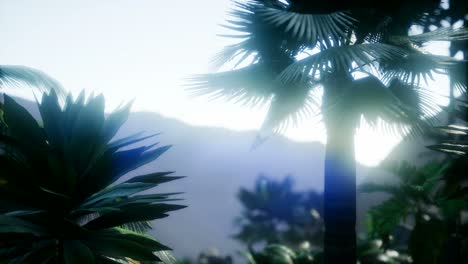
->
244, 237, 412, 264
234, 176, 323, 249
235, 175, 412, 264
0, 91, 185, 263
364, 198, 409, 238
361, 161, 448, 236
360, 160, 468, 263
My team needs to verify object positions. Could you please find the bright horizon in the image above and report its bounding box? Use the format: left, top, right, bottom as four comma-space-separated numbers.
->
0, 0, 454, 166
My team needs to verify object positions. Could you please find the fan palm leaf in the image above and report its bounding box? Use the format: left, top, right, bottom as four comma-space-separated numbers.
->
215, 1, 299, 68
408, 27, 468, 43
187, 64, 275, 107
380, 52, 464, 88
338, 77, 439, 136
278, 43, 408, 83
256, 5, 356, 47
260, 79, 317, 133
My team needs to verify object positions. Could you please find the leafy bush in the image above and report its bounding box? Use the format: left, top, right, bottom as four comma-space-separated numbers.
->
234, 176, 323, 250
360, 160, 468, 263
0, 91, 185, 263
235, 176, 409, 263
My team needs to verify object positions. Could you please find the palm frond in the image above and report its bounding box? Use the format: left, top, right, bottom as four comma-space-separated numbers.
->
332, 76, 437, 138
260, 79, 317, 133
408, 27, 468, 44
210, 41, 260, 70
388, 79, 442, 121
278, 43, 408, 83
216, 0, 300, 68
448, 61, 467, 95
0, 65, 65, 97
257, 5, 356, 48
428, 141, 468, 156
380, 52, 462, 88
121, 221, 152, 234
186, 64, 274, 108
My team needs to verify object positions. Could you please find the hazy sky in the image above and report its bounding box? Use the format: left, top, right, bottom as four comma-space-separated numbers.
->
0, 0, 452, 166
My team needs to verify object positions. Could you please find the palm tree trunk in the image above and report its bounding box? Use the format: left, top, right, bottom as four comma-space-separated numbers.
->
323, 121, 357, 263
321, 74, 357, 263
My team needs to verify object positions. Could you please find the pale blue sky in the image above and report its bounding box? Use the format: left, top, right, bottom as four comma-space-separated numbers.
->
0, 0, 453, 166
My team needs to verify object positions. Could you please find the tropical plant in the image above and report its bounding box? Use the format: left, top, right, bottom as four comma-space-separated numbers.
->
360, 160, 468, 263
0, 65, 64, 96
234, 175, 323, 250
189, 0, 467, 262
0, 90, 185, 263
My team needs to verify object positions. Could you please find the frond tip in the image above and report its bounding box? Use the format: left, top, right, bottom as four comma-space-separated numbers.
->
0, 65, 65, 97
257, 5, 356, 46
185, 64, 276, 107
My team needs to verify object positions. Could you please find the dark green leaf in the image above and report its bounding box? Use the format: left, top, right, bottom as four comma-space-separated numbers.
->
63, 240, 95, 264
83, 203, 186, 230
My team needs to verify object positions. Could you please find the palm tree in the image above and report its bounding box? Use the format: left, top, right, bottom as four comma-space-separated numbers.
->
189, 0, 467, 262
360, 160, 468, 263
0, 90, 185, 263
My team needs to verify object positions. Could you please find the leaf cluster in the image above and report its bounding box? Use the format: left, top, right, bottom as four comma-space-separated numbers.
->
0, 91, 185, 263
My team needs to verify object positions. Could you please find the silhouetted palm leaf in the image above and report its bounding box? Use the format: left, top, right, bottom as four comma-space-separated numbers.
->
214, 1, 300, 68
256, 4, 356, 47
187, 64, 275, 107
408, 27, 468, 43
278, 43, 408, 83
380, 52, 464, 88
259, 78, 318, 132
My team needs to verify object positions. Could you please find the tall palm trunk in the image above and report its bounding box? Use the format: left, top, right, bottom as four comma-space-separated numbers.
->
323, 121, 357, 263
322, 77, 357, 263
